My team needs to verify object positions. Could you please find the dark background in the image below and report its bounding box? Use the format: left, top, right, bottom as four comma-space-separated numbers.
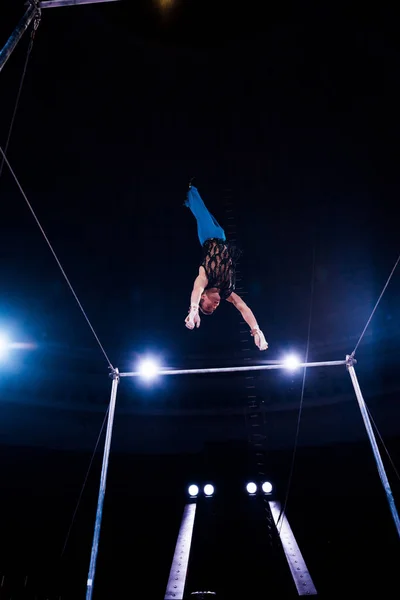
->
0, 1, 399, 598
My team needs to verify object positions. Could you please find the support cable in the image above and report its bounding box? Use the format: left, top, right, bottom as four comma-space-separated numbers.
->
60, 403, 110, 558
351, 253, 400, 357
0, 145, 114, 370
366, 403, 400, 483
276, 243, 316, 530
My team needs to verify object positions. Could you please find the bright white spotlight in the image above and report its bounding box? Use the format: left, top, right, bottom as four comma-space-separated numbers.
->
246, 482, 257, 494
204, 484, 214, 496
137, 358, 160, 380
0, 335, 10, 359
283, 354, 301, 370
188, 484, 199, 497
262, 481, 273, 494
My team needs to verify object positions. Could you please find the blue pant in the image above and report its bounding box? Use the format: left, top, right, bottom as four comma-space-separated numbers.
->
185, 185, 226, 246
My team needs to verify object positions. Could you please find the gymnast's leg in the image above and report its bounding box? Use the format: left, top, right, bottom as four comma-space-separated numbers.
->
184, 184, 226, 245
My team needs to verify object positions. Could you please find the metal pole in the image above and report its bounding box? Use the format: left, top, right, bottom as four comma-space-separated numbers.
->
346, 356, 400, 538
0, 2, 39, 74
119, 359, 347, 378
86, 369, 120, 600
40, 0, 121, 8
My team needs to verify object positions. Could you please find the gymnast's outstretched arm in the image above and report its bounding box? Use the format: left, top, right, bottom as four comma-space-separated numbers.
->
226, 292, 268, 351
185, 267, 208, 330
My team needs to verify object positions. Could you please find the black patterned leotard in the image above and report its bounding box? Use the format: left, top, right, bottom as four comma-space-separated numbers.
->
201, 238, 242, 300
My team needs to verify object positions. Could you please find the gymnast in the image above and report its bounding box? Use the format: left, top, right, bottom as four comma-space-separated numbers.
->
184, 183, 268, 351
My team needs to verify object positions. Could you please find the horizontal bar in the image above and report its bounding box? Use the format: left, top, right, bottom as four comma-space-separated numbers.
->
40, 0, 121, 8
119, 360, 347, 378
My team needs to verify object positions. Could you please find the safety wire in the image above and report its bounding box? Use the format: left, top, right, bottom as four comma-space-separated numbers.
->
366, 404, 400, 483
60, 403, 110, 558
351, 253, 400, 357
0, 146, 114, 371
0, 7, 41, 181
276, 243, 316, 531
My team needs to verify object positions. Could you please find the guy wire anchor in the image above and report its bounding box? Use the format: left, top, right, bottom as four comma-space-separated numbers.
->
108, 366, 120, 379
345, 354, 358, 369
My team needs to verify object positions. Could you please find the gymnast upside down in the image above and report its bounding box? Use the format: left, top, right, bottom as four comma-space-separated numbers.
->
184, 183, 268, 351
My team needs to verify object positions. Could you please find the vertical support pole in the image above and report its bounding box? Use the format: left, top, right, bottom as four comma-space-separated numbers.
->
0, 2, 39, 74
86, 369, 120, 600
346, 356, 400, 538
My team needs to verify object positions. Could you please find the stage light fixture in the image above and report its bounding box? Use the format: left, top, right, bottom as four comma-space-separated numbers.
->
283, 354, 300, 370
262, 481, 273, 494
246, 482, 257, 494
188, 484, 199, 497
137, 357, 160, 380
204, 484, 214, 497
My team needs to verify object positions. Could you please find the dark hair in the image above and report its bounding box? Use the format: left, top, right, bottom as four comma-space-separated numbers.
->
199, 297, 214, 316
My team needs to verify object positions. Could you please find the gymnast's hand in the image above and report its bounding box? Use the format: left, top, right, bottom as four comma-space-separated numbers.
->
185, 304, 201, 330
251, 328, 268, 351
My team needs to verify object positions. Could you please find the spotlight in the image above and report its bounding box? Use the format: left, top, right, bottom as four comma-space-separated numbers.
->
246, 482, 257, 495
204, 484, 214, 497
262, 481, 273, 494
137, 357, 160, 380
283, 354, 300, 370
188, 484, 199, 497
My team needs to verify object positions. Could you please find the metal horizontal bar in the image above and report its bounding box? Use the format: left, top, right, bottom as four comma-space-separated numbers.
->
119, 360, 347, 378
40, 0, 121, 8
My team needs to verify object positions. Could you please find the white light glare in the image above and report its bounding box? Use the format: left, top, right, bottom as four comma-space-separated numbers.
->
0, 335, 10, 359
188, 484, 199, 497
262, 481, 273, 494
204, 484, 214, 496
138, 358, 160, 380
283, 354, 300, 370
246, 482, 257, 494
